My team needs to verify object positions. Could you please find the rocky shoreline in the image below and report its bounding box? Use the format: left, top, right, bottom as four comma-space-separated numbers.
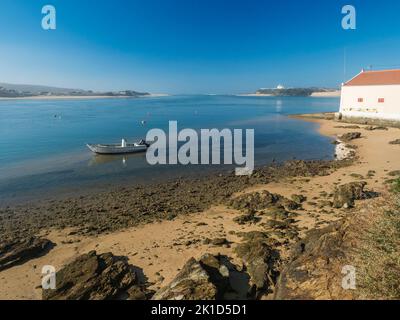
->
0, 159, 352, 243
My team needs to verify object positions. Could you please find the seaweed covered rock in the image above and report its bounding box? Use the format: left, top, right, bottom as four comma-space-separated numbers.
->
233, 212, 261, 225
291, 194, 307, 204
340, 132, 362, 142
261, 206, 290, 220
0, 237, 53, 271
333, 181, 367, 209
42, 251, 146, 300
228, 191, 300, 212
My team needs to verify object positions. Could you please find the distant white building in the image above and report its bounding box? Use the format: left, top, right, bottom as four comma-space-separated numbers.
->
339, 69, 400, 121
276, 84, 285, 90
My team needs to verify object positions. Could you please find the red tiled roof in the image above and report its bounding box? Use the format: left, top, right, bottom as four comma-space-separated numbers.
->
344, 69, 400, 86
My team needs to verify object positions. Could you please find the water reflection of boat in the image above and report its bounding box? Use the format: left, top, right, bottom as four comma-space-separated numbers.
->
88, 152, 146, 167
86, 139, 149, 155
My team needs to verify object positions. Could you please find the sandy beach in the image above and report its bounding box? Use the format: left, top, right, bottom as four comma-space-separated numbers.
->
1, 115, 400, 299
310, 90, 341, 97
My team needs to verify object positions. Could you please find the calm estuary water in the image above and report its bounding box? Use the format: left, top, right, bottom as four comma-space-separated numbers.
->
0, 95, 339, 205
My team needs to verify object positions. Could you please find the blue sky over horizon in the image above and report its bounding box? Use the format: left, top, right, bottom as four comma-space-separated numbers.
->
1, 0, 400, 94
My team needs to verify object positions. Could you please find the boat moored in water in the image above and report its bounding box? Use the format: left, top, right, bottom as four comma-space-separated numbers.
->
87, 139, 149, 154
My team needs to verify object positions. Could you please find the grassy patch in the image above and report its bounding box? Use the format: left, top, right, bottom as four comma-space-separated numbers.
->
391, 178, 400, 194
358, 193, 400, 299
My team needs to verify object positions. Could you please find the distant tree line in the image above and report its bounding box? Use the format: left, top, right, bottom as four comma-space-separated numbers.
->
256, 87, 337, 96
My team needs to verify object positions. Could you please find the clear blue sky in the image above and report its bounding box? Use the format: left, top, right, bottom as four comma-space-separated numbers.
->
1, 0, 400, 94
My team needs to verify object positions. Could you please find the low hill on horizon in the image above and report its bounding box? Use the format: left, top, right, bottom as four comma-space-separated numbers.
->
0, 82, 150, 98
256, 87, 339, 97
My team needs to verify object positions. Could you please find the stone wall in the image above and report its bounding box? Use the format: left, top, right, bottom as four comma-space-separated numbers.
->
339, 115, 400, 128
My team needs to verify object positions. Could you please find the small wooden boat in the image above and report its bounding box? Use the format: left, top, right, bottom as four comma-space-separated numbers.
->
87, 139, 149, 155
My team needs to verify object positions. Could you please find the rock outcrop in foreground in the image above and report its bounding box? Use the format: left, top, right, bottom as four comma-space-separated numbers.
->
234, 231, 280, 298
333, 181, 367, 208
274, 219, 356, 300
153, 237, 280, 301
0, 237, 53, 271
152, 254, 234, 300
42, 251, 147, 300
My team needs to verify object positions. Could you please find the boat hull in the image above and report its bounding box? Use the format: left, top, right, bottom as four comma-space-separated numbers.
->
86, 144, 148, 155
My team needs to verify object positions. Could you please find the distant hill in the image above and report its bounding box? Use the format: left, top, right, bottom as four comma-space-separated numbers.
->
256, 87, 339, 97
0, 82, 150, 98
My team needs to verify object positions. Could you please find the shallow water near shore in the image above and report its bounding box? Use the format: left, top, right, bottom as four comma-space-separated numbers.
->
0, 95, 339, 205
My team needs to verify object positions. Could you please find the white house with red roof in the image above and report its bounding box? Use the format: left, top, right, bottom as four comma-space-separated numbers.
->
339, 69, 400, 121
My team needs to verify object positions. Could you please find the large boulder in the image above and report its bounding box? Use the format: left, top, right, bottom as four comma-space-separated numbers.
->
234, 232, 279, 297
42, 251, 146, 300
274, 219, 356, 300
152, 254, 233, 300
0, 237, 53, 271
333, 181, 367, 208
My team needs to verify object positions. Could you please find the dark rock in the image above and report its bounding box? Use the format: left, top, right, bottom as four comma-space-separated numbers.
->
332, 181, 367, 209
126, 286, 148, 300
229, 191, 301, 213
228, 191, 280, 211
234, 232, 279, 297
210, 238, 228, 246
42, 251, 146, 300
274, 219, 354, 300
340, 132, 362, 142
291, 194, 307, 204
233, 213, 260, 225
389, 139, 400, 145
262, 206, 290, 220
388, 170, 400, 177
364, 126, 388, 131
152, 254, 233, 300
334, 125, 360, 129
0, 237, 53, 271
263, 220, 291, 230
279, 198, 302, 210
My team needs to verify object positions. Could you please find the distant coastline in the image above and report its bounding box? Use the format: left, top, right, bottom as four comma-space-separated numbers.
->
0, 93, 169, 101
238, 87, 341, 98
0, 82, 166, 100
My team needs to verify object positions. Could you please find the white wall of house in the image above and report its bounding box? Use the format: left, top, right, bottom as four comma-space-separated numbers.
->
340, 84, 400, 120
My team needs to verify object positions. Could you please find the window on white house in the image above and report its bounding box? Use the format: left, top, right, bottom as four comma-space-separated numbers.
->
358, 98, 363, 103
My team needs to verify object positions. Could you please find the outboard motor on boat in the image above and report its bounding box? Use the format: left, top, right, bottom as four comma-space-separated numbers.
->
138, 139, 150, 147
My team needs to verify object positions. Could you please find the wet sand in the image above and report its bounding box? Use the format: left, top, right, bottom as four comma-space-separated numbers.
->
1, 116, 400, 299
